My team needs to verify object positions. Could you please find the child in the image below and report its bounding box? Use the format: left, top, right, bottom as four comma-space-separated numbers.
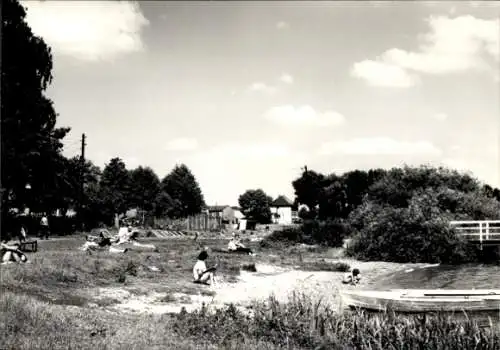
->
193, 250, 217, 285
342, 268, 361, 285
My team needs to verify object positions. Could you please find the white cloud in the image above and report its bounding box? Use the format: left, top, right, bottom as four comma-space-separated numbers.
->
319, 137, 443, 156
352, 15, 499, 86
165, 138, 198, 151
276, 21, 290, 30
280, 73, 294, 84
248, 82, 278, 95
351, 60, 419, 87
433, 112, 448, 121
264, 105, 345, 127
22, 1, 149, 62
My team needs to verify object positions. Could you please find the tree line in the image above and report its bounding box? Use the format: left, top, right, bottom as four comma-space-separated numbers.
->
1, 0, 205, 233
269, 165, 500, 264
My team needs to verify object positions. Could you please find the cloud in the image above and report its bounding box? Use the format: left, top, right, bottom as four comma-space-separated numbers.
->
433, 112, 448, 121
276, 21, 290, 30
165, 138, 198, 151
264, 105, 345, 127
351, 60, 419, 87
22, 1, 149, 62
352, 15, 499, 86
319, 137, 443, 156
280, 73, 294, 84
248, 82, 278, 95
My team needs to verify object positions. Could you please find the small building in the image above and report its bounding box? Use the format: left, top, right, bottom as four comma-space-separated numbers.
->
205, 205, 239, 225
270, 195, 295, 225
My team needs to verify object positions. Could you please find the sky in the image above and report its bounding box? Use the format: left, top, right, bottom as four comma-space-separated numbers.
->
22, 0, 500, 206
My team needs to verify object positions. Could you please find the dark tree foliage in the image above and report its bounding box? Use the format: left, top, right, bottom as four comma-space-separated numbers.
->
1, 0, 70, 216
161, 164, 205, 218
238, 189, 273, 224
99, 158, 131, 220
291, 169, 325, 216
129, 166, 161, 213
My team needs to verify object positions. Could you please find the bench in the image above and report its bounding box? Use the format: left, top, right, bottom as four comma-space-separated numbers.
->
19, 240, 37, 253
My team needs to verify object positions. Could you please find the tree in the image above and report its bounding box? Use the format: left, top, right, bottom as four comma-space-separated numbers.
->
1, 0, 70, 216
367, 165, 480, 208
129, 166, 161, 213
99, 158, 131, 221
161, 164, 205, 218
291, 169, 325, 217
238, 189, 273, 224
153, 190, 178, 217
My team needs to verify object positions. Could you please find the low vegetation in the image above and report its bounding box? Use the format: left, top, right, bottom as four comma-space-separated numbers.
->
4, 288, 498, 350
172, 294, 500, 350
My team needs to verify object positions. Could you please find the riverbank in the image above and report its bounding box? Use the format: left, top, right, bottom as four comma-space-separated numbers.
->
1, 235, 497, 349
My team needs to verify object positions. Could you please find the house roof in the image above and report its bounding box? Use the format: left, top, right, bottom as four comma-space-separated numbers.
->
205, 205, 230, 212
271, 195, 293, 207
231, 206, 241, 211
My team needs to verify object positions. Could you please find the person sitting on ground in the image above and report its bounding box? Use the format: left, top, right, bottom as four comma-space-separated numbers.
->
192, 250, 217, 286
97, 232, 112, 247
227, 234, 254, 255
1, 242, 28, 264
342, 268, 361, 285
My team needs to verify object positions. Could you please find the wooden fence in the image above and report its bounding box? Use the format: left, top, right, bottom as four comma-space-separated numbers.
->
150, 213, 223, 231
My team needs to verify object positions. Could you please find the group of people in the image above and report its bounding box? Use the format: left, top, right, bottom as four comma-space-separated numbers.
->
227, 233, 254, 255
192, 233, 361, 288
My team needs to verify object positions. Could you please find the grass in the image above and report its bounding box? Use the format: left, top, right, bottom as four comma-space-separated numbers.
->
1, 234, 499, 349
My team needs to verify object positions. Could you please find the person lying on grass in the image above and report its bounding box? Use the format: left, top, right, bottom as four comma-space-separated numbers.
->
342, 268, 361, 286
1, 242, 28, 264
193, 250, 217, 286
227, 233, 254, 256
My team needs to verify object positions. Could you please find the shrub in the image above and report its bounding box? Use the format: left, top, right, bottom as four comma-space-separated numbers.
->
263, 220, 350, 248
346, 200, 477, 263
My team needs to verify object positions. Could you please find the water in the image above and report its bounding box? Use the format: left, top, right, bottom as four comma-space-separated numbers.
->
374, 264, 500, 289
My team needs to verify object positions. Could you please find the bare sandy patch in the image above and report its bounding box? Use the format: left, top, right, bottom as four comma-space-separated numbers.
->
84, 260, 434, 315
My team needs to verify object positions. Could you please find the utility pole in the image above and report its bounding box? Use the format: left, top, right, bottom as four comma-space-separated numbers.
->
80, 133, 86, 231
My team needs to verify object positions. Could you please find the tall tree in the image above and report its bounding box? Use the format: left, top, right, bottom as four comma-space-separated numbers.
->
161, 164, 205, 218
129, 166, 161, 212
238, 189, 273, 224
292, 169, 325, 215
99, 158, 131, 220
1, 0, 70, 215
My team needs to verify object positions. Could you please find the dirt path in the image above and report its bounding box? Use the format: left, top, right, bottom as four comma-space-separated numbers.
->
88, 260, 436, 315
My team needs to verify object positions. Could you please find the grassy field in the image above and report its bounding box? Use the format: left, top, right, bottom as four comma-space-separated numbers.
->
1, 234, 499, 349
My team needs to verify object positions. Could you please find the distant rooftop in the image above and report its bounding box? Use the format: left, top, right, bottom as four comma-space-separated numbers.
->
271, 195, 293, 207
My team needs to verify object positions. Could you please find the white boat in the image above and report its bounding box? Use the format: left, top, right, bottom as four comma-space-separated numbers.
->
340, 289, 500, 313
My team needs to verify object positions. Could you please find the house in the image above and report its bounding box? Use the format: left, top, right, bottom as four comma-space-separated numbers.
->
270, 195, 296, 225
205, 205, 239, 225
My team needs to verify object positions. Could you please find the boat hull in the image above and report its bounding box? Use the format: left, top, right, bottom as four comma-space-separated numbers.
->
340, 290, 500, 313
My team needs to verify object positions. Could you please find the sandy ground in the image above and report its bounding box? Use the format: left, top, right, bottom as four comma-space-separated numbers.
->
88, 260, 436, 315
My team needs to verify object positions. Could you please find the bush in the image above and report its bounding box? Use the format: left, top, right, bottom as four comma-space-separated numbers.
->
346, 201, 477, 264
262, 220, 350, 248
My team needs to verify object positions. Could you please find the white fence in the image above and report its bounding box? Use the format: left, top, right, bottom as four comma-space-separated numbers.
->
450, 220, 500, 244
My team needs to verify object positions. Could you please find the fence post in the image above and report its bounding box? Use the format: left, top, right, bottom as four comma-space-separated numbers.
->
485, 221, 490, 240
479, 221, 483, 250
